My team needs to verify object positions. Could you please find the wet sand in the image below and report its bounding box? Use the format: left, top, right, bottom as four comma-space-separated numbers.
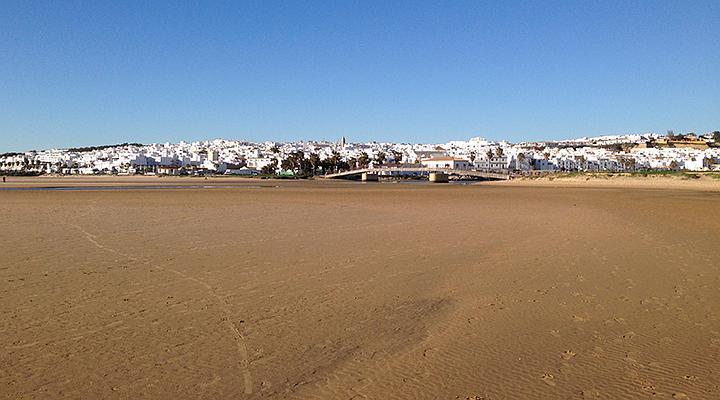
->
1, 180, 719, 399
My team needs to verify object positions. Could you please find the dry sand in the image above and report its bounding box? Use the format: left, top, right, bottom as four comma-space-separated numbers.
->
1, 179, 719, 399
500, 173, 720, 192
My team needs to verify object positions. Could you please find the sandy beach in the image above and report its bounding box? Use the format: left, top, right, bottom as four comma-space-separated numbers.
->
1, 179, 719, 399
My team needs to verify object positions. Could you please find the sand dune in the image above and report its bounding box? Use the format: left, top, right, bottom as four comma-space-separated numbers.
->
1, 180, 719, 399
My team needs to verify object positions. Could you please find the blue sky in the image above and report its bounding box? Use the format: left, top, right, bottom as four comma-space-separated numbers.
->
1, 1, 719, 151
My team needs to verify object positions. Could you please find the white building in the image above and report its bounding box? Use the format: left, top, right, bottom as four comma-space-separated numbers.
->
421, 156, 471, 170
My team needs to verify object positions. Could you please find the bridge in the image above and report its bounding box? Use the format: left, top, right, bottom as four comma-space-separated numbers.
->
321, 167, 510, 181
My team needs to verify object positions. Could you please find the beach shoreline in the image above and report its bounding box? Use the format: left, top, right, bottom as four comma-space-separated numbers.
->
2, 173, 720, 192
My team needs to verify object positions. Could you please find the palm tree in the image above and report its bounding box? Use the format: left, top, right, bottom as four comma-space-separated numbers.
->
703, 157, 713, 170
375, 152, 386, 166
357, 153, 370, 169
484, 149, 493, 171
517, 153, 526, 171
261, 160, 278, 175
576, 155, 586, 171
391, 150, 403, 165
308, 153, 321, 175
347, 157, 359, 170
327, 151, 342, 173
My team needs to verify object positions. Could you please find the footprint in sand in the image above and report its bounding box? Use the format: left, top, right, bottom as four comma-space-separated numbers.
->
581, 389, 601, 398
672, 393, 689, 400
683, 375, 698, 381
541, 373, 556, 387
622, 331, 636, 339
550, 329, 561, 337
641, 384, 660, 395
624, 354, 641, 367
572, 315, 589, 322
561, 350, 577, 360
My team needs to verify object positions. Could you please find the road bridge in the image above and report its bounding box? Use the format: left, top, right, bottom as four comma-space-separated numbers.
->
321, 167, 510, 180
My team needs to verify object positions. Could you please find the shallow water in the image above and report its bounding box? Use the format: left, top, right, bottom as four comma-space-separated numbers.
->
0, 185, 271, 191
0, 180, 480, 190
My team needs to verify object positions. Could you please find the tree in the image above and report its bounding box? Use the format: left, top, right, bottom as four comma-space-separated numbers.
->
357, 153, 370, 169
261, 159, 278, 175
516, 153, 526, 171
469, 151, 476, 163
495, 147, 504, 157
375, 152, 386, 165
391, 150, 403, 165
628, 158, 637, 171
577, 155, 586, 171
326, 151, 342, 173
280, 151, 309, 175
703, 157, 713, 170
308, 153, 321, 175
668, 160, 680, 170
712, 131, 720, 143
337, 159, 351, 172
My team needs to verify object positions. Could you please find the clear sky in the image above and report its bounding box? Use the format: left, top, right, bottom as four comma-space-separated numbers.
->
1, 1, 719, 152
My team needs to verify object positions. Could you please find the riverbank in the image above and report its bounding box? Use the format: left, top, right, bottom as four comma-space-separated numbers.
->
3, 172, 720, 192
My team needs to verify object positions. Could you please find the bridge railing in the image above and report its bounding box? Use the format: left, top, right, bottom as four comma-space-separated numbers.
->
322, 166, 510, 179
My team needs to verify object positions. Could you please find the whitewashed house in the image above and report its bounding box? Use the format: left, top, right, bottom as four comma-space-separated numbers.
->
421, 156, 471, 170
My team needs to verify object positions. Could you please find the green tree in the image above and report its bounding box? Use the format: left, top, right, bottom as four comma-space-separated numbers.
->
325, 151, 342, 173
261, 159, 278, 175
516, 153, 526, 170
375, 152, 386, 165
357, 153, 370, 169
308, 153, 321, 175
337, 159, 350, 172
391, 150, 403, 165
703, 157, 713, 169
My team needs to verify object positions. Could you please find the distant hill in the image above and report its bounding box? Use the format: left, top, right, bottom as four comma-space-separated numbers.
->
67, 143, 144, 152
